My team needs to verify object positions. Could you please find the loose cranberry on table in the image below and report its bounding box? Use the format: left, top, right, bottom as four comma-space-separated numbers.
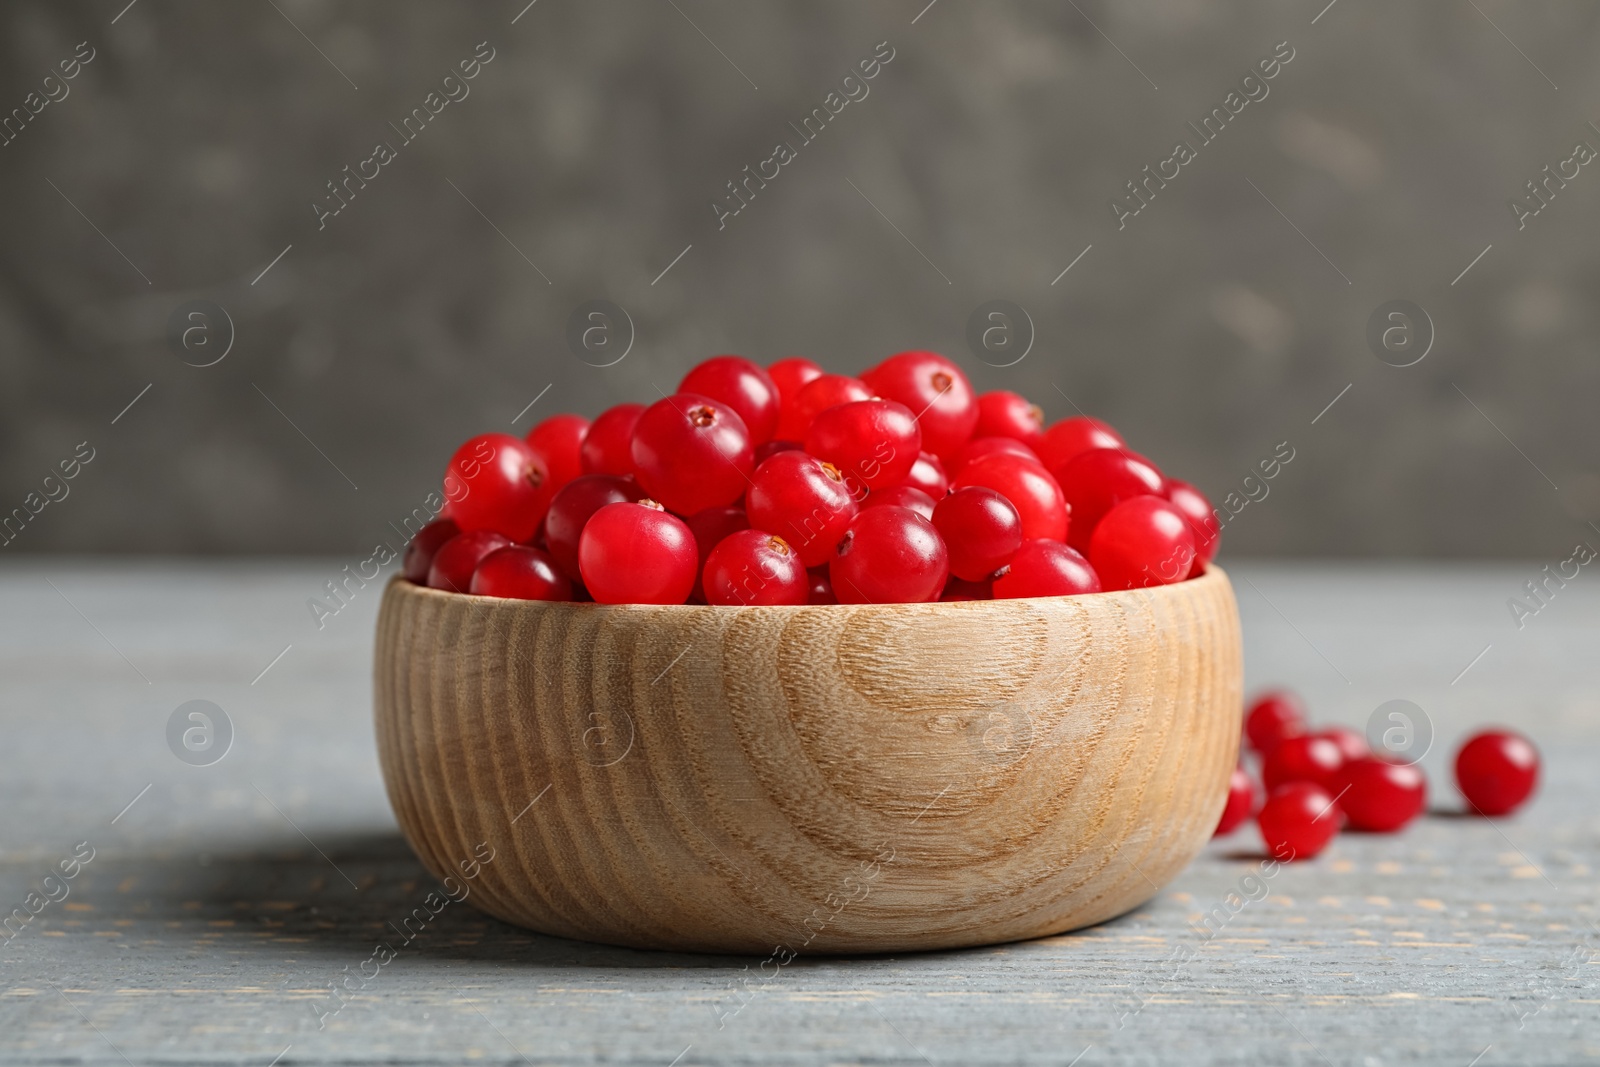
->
1312, 725, 1370, 764
578, 500, 698, 605
900, 451, 950, 498
1455, 729, 1540, 815
766, 356, 825, 407
1245, 690, 1307, 754
1337, 757, 1426, 832
469, 545, 573, 602
1261, 733, 1346, 793
861, 350, 978, 459
1088, 496, 1196, 591
1213, 765, 1257, 836
403, 518, 460, 584
1034, 415, 1124, 474
680, 355, 781, 446
443, 433, 555, 543
1055, 447, 1166, 553
949, 435, 1040, 476
702, 530, 808, 606
992, 540, 1100, 599
543, 474, 645, 579
776, 373, 873, 442
804, 398, 921, 491
865, 485, 937, 521
950, 453, 1068, 543
630, 393, 754, 515
745, 451, 857, 568
685, 504, 749, 603
1257, 781, 1340, 861
830, 505, 949, 604
974, 390, 1045, 447
933, 487, 1023, 582
1164, 478, 1221, 567
525, 413, 590, 492
428, 530, 512, 593
580, 402, 644, 476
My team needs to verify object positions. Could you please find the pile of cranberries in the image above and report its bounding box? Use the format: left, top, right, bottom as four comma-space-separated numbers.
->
1215, 689, 1542, 861
402, 351, 1222, 605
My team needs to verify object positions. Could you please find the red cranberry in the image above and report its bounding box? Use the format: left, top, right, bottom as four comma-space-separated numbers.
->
1338, 757, 1426, 832
444, 432, 555, 543
974, 390, 1044, 446
933, 487, 1023, 582
680, 355, 781, 446
776, 373, 873, 441
1262, 734, 1346, 793
949, 436, 1041, 475
940, 576, 993, 601
580, 402, 644, 476
1213, 765, 1257, 836
578, 500, 698, 605
685, 505, 750, 603
1245, 690, 1307, 754
525, 413, 589, 492
754, 439, 803, 466
630, 393, 754, 515
403, 518, 460, 584
950, 453, 1068, 543
702, 530, 808, 606
1164, 478, 1221, 566
900, 451, 950, 498
830, 506, 949, 604
991, 540, 1100, 599
746, 451, 857, 567
1054, 447, 1165, 552
1035, 415, 1123, 473
864, 485, 938, 521
428, 530, 512, 593
861, 351, 978, 459
804, 398, 921, 491
1455, 729, 1540, 815
469, 545, 573, 601
1313, 726, 1370, 764
1088, 496, 1196, 591
767, 356, 825, 407
807, 568, 837, 604
543, 474, 644, 579
1258, 781, 1340, 861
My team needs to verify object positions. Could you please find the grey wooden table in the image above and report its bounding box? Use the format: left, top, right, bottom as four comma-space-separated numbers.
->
1, 560, 1596, 1066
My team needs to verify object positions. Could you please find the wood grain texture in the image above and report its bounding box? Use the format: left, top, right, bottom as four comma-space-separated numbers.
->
373, 566, 1243, 954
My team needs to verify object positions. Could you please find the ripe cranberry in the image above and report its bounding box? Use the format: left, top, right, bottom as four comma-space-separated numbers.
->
578, 500, 698, 605
403, 518, 460, 584
444, 433, 555, 542
991, 540, 1100, 599
1035, 415, 1124, 474
776, 373, 873, 441
428, 530, 512, 593
1313, 726, 1370, 764
1213, 765, 1257, 836
865, 485, 937, 520
807, 568, 836, 604
940, 576, 993, 601
900, 451, 950, 498
804, 399, 921, 491
1338, 757, 1426, 832
933, 487, 1023, 581
630, 393, 754, 515
685, 505, 749, 603
1246, 691, 1307, 754
861, 351, 978, 459
1258, 781, 1340, 861
525, 413, 589, 492
754, 439, 803, 466
580, 402, 644, 476
703, 530, 808, 606
1165, 479, 1221, 566
975, 390, 1044, 446
746, 451, 857, 567
1088, 496, 1196, 591
830, 506, 949, 604
1262, 734, 1346, 793
949, 436, 1041, 475
950, 453, 1068, 543
1455, 729, 1540, 815
543, 474, 645, 579
679, 355, 781, 446
1055, 448, 1165, 552
469, 545, 573, 601
766, 357, 825, 406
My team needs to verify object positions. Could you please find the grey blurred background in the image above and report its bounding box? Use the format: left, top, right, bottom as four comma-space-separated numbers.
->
2, 0, 1596, 557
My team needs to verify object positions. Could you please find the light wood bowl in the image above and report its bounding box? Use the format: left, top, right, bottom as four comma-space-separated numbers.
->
374, 565, 1241, 954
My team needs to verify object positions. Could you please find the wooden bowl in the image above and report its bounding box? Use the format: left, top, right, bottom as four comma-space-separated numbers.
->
374, 566, 1242, 954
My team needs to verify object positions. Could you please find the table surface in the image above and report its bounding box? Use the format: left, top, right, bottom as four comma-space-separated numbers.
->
0, 560, 1596, 1066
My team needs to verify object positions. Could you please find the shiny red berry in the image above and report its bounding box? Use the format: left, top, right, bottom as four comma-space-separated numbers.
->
933, 487, 1023, 581
991, 540, 1100, 599
940, 576, 993, 601
1089, 496, 1196, 591
1245, 691, 1306, 754
1338, 757, 1426, 832
578, 500, 698, 605
1313, 726, 1370, 764
685, 505, 750, 603
864, 485, 937, 521
766, 357, 825, 407
900, 451, 950, 498
804, 398, 921, 491
428, 530, 512, 593
1455, 729, 1540, 815
974, 390, 1044, 446
754, 439, 803, 466
1164, 478, 1221, 566
444, 432, 555, 542
580, 402, 644, 476
1262, 734, 1346, 793
630, 393, 754, 515
746, 451, 857, 568
1258, 781, 1340, 861
703, 530, 808, 606
949, 435, 1040, 475
1055, 447, 1165, 552
1035, 416, 1124, 475
680, 355, 781, 446
807, 568, 836, 604
830, 506, 949, 604
861, 351, 978, 459
776, 373, 873, 441
525, 413, 589, 492
950, 453, 1068, 543
543, 474, 645, 579
469, 545, 573, 601
403, 518, 460, 584
1213, 765, 1257, 836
